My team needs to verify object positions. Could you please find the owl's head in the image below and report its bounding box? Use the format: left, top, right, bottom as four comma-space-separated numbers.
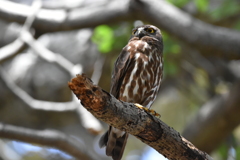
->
130, 24, 162, 42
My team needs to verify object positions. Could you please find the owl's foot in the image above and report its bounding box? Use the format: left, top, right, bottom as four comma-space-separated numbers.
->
134, 103, 161, 118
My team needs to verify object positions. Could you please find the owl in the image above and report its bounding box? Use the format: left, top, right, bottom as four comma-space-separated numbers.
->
99, 24, 163, 160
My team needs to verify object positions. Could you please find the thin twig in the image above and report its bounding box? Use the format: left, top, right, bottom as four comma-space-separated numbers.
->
21, 0, 42, 32
19, 30, 102, 133
0, 39, 25, 63
19, 8, 102, 133
0, 0, 41, 63
0, 0, 78, 112
0, 67, 77, 111
20, 30, 82, 77
0, 0, 102, 136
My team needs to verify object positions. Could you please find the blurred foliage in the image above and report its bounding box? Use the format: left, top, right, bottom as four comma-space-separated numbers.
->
167, 0, 240, 27
194, 0, 209, 12
110, 24, 132, 50
209, 0, 240, 21
167, 0, 189, 7
92, 24, 131, 54
236, 146, 240, 160
217, 143, 229, 160
161, 31, 180, 76
234, 21, 240, 30
92, 25, 114, 53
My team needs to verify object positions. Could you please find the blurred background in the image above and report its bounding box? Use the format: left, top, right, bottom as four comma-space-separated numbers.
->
0, 0, 240, 159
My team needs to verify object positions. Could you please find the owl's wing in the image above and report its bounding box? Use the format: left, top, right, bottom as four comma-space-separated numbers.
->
110, 46, 132, 98
103, 46, 133, 160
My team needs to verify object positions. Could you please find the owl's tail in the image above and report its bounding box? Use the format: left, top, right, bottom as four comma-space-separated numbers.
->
99, 127, 129, 160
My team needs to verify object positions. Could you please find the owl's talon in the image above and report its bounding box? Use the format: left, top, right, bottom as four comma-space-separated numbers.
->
134, 103, 144, 109
134, 103, 161, 118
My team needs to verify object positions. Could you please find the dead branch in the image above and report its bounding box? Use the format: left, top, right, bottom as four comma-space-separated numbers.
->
183, 79, 240, 153
0, 123, 98, 160
68, 74, 213, 160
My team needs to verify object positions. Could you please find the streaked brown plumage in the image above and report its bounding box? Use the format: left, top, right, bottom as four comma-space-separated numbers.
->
99, 24, 163, 160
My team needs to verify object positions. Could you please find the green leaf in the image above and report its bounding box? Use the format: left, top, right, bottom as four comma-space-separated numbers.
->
217, 143, 228, 159
171, 44, 181, 54
210, 0, 240, 21
236, 146, 240, 160
167, 0, 190, 7
164, 60, 178, 76
234, 21, 240, 30
92, 25, 114, 53
195, 0, 209, 12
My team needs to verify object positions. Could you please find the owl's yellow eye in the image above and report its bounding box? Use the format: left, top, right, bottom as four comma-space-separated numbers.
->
132, 29, 137, 35
146, 28, 155, 33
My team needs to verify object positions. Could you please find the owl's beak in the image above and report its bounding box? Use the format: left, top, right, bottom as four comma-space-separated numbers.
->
135, 28, 146, 39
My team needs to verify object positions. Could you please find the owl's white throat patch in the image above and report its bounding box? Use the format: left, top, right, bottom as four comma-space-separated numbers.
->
137, 27, 144, 35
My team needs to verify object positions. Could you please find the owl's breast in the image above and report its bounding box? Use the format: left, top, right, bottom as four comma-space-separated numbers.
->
127, 40, 152, 56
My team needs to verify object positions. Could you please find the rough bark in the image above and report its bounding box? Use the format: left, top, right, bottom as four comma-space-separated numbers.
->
182, 79, 240, 153
68, 74, 213, 160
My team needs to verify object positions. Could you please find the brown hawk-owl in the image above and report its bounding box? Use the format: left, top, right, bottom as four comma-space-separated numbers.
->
99, 24, 163, 160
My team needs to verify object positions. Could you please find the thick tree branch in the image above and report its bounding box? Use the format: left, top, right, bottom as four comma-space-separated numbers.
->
0, 0, 240, 59
68, 74, 212, 160
182, 79, 240, 153
132, 0, 240, 60
0, 0, 133, 33
0, 123, 98, 160
41, 0, 106, 10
